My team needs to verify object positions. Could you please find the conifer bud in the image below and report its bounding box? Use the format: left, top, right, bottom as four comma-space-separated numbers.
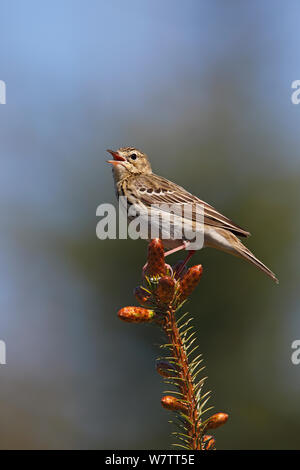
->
118, 306, 155, 323
156, 276, 176, 304
204, 412, 228, 430
161, 395, 188, 413
178, 265, 203, 301
156, 360, 177, 378
134, 286, 151, 305
145, 239, 166, 277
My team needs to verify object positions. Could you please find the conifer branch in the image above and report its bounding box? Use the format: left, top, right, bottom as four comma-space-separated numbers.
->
117, 239, 228, 450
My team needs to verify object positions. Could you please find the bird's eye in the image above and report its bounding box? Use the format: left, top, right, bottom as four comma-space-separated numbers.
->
130, 153, 137, 160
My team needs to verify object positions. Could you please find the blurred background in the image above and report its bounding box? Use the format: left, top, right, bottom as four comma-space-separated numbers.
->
0, 0, 299, 449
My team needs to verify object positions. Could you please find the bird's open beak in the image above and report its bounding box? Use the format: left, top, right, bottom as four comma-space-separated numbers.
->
106, 149, 126, 165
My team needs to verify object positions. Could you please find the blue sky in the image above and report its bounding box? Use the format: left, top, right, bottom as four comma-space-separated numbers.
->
0, 0, 300, 448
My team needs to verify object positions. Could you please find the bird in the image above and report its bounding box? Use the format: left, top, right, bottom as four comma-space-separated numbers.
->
106, 147, 278, 283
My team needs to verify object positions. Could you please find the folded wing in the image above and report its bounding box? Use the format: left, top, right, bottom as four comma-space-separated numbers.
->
128, 174, 250, 238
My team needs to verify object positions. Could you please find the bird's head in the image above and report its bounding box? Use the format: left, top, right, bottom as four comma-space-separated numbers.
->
106, 147, 152, 180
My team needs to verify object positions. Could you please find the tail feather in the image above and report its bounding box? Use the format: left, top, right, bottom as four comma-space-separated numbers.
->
204, 228, 278, 283
235, 246, 279, 284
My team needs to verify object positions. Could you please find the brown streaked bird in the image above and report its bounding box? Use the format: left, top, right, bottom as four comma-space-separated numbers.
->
107, 147, 278, 283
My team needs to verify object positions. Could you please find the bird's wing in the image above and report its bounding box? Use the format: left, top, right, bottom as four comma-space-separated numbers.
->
127, 174, 250, 238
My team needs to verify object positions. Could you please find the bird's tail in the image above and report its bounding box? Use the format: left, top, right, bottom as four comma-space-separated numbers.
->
233, 243, 278, 284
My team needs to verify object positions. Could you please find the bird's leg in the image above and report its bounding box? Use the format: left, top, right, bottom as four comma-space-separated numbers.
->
164, 241, 190, 258
164, 242, 196, 277
175, 250, 196, 277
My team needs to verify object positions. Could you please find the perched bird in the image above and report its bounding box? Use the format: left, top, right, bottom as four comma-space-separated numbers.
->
107, 147, 278, 283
